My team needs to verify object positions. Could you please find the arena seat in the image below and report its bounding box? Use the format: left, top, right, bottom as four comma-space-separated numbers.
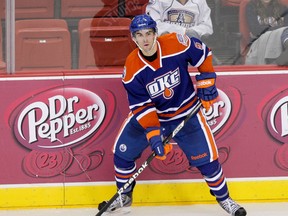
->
78, 17, 135, 69
221, 0, 242, 7
280, 0, 288, 4
0, 1, 4, 19
61, 0, 118, 18
0, 0, 54, 19
15, 19, 71, 71
123, 0, 148, 17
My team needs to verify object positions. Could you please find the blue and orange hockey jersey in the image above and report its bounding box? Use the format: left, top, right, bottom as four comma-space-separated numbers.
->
122, 33, 214, 130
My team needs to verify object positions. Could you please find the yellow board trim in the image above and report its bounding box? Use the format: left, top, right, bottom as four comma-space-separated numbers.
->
1, 180, 288, 209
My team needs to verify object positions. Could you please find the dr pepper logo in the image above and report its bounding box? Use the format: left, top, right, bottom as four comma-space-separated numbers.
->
13, 87, 105, 150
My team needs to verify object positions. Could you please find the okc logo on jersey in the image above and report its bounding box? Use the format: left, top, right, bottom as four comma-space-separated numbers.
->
146, 68, 181, 99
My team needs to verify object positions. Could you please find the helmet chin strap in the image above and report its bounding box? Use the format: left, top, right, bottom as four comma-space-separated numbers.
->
133, 34, 158, 56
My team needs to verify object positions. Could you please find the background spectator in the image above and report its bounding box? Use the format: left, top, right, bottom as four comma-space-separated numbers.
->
146, 0, 222, 64
145, 0, 213, 40
245, 0, 288, 65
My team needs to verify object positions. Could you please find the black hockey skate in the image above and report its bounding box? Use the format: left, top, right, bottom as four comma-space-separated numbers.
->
98, 192, 132, 214
218, 197, 247, 216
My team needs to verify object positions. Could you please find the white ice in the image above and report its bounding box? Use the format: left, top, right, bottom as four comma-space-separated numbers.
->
0, 202, 287, 216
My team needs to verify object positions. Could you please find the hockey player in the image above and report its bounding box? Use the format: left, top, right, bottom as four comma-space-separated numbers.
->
98, 14, 247, 216
146, 0, 213, 39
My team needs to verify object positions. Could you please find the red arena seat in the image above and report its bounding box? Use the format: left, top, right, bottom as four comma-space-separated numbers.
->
0, 0, 54, 19
61, 0, 118, 18
124, 0, 148, 17
15, 19, 71, 71
78, 17, 135, 68
221, 0, 242, 7
280, 0, 288, 4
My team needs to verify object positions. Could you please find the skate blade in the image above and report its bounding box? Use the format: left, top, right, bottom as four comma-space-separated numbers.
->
102, 207, 131, 215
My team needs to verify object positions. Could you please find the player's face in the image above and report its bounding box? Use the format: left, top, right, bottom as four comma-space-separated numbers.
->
133, 29, 157, 56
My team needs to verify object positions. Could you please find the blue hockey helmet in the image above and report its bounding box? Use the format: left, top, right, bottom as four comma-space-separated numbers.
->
130, 14, 157, 35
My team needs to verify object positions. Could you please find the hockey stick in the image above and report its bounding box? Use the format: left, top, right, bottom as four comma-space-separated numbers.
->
95, 100, 202, 216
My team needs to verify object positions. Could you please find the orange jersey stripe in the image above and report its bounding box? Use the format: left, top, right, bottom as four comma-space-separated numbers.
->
137, 110, 160, 129
207, 175, 225, 187
146, 129, 160, 140
198, 55, 214, 72
132, 103, 154, 116
123, 49, 146, 83
158, 97, 197, 118
199, 111, 218, 161
158, 33, 191, 57
115, 172, 134, 179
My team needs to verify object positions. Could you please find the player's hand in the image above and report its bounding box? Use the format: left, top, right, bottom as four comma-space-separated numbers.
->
146, 128, 172, 160
196, 72, 219, 111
